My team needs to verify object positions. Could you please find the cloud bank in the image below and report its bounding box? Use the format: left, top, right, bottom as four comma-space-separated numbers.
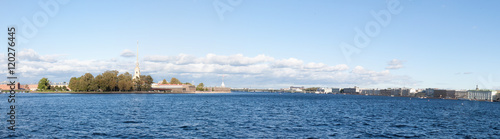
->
3, 49, 417, 88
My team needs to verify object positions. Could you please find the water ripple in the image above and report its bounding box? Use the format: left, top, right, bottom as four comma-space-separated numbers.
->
0, 93, 499, 138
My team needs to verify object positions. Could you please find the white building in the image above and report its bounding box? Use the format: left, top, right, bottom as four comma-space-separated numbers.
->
360, 88, 380, 95
320, 88, 333, 94
332, 88, 341, 94
468, 90, 497, 101
455, 90, 468, 99
344, 86, 360, 94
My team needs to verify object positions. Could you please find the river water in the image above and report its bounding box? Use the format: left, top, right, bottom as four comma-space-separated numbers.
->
0, 92, 499, 138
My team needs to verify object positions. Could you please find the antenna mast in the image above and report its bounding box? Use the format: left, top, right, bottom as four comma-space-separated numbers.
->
136, 40, 139, 66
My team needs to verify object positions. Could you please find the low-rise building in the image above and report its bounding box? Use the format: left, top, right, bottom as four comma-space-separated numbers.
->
321, 88, 333, 94
151, 83, 196, 93
290, 86, 304, 91
424, 88, 436, 97
380, 89, 392, 96
433, 89, 447, 98
446, 90, 456, 99
379, 88, 415, 97
433, 89, 457, 99
344, 86, 360, 94
360, 88, 380, 95
468, 90, 497, 101
332, 88, 341, 94
455, 90, 468, 99
0, 83, 21, 91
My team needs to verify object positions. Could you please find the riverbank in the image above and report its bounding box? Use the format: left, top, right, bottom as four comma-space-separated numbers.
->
31, 91, 231, 94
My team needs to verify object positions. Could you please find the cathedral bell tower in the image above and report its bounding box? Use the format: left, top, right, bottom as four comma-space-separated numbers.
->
133, 41, 141, 80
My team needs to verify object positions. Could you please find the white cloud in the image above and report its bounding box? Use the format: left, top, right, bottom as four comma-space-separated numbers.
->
386, 59, 404, 69
120, 49, 135, 57
272, 58, 303, 68
6, 49, 417, 88
19, 49, 62, 62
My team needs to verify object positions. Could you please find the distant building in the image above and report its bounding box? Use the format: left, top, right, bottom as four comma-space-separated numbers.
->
320, 88, 333, 94
424, 88, 436, 97
455, 90, 468, 99
331, 88, 341, 94
344, 86, 360, 94
360, 88, 380, 95
290, 86, 304, 91
433, 89, 457, 99
25, 84, 39, 91
378, 88, 415, 97
51, 82, 69, 91
394, 88, 415, 97
203, 86, 231, 92
433, 89, 447, 98
380, 89, 392, 96
468, 90, 497, 101
151, 83, 195, 93
446, 90, 456, 99
0, 83, 21, 91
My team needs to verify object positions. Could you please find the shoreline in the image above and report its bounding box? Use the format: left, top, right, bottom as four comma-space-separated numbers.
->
30, 91, 231, 94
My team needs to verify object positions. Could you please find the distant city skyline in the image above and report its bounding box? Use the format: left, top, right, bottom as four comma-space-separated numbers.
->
1, 0, 499, 89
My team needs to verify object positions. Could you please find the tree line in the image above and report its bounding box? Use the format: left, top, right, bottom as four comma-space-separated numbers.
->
37, 77, 69, 91
68, 70, 153, 92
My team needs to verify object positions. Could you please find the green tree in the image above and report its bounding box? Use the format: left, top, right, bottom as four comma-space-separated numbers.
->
118, 72, 133, 91
184, 82, 192, 86
196, 83, 204, 91
68, 77, 78, 91
37, 78, 50, 91
305, 87, 319, 91
102, 70, 119, 91
49, 85, 55, 91
133, 77, 143, 91
161, 79, 168, 84
170, 77, 182, 84
74, 77, 83, 91
94, 74, 104, 92
140, 75, 154, 91
89, 79, 98, 92
80, 73, 94, 91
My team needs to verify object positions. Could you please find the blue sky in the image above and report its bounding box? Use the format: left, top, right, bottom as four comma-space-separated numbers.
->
1, 0, 499, 90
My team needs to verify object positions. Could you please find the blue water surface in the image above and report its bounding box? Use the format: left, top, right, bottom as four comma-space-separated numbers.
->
0, 92, 499, 138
